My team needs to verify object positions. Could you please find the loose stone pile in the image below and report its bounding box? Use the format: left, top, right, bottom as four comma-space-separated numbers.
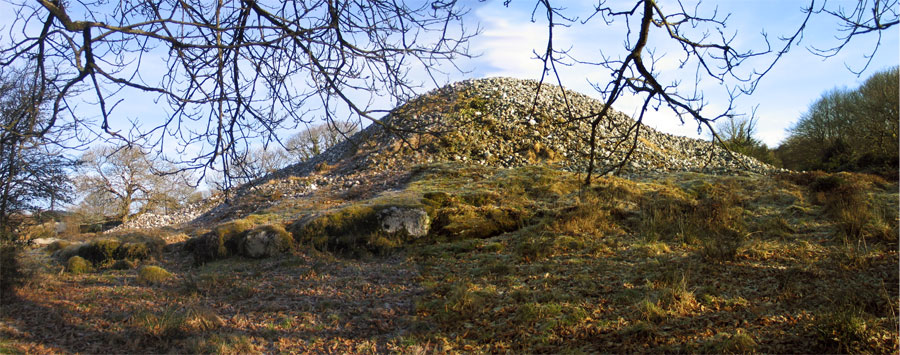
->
109, 198, 221, 232
282, 77, 775, 179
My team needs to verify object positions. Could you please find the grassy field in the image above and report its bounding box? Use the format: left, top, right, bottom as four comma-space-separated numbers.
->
2, 165, 897, 353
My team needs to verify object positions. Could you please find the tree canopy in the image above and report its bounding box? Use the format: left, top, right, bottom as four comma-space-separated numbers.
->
778, 66, 899, 177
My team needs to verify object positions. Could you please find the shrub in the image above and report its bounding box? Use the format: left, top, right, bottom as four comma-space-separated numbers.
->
66, 256, 92, 274
137, 265, 172, 284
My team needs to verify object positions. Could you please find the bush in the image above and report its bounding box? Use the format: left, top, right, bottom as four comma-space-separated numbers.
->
66, 255, 92, 274
137, 265, 172, 284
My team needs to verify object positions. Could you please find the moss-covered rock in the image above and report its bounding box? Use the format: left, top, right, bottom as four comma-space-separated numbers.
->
241, 224, 294, 258
115, 242, 152, 260
185, 218, 258, 264
289, 204, 430, 257
137, 265, 172, 284
186, 232, 233, 265
66, 256, 91, 274
80, 238, 121, 265
54, 243, 87, 263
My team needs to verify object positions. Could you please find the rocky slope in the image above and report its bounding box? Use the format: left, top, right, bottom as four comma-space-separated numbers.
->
117, 77, 775, 230
281, 77, 774, 178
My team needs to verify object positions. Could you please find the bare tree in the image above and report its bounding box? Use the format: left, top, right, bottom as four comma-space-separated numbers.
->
76, 145, 193, 223
285, 120, 359, 161
0, 67, 75, 238
523, 0, 897, 183
1, 0, 475, 187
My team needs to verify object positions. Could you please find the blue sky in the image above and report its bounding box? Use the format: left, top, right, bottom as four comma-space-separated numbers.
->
1, 0, 896, 150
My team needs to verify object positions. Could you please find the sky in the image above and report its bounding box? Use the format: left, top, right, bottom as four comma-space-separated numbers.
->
1, 0, 897, 151
461, 0, 899, 146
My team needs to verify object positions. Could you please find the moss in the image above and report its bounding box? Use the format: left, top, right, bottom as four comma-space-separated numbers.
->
66, 255, 91, 274
433, 205, 525, 240
80, 239, 122, 265
241, 224, 294, 258
115, 231, 166, 257
290, 205, 387, 257
188, 218, 259, 264
289, 202, 435, 257
187, 233, 232, 265
115, 242, 152, 260
137, 265, 172, 284
214, 219, 256, 240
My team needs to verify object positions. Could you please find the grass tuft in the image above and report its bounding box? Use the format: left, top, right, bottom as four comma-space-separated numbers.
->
137, 265, 173, 284
66, 255, 91, 274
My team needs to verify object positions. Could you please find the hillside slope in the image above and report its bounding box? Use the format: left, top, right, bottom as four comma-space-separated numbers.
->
5, 78, 896, 354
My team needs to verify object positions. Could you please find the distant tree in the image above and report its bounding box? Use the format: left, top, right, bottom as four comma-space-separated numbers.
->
286, 121, 359, 162
523, 0, 896, 182
1, 0, 475, 187
207, 120, 359, 192
715, 116, 780, 166
76, 145, 193, 223
777, 67, 898, 177
0, 67, 74, 239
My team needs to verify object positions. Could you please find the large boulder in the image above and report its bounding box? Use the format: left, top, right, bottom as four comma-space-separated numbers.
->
241, 224, 294, 258
379, 206, 430, 238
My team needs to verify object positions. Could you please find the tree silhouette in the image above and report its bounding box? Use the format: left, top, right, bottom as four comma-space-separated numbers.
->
524, 0, 897, 182
2, 0, 475, 187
